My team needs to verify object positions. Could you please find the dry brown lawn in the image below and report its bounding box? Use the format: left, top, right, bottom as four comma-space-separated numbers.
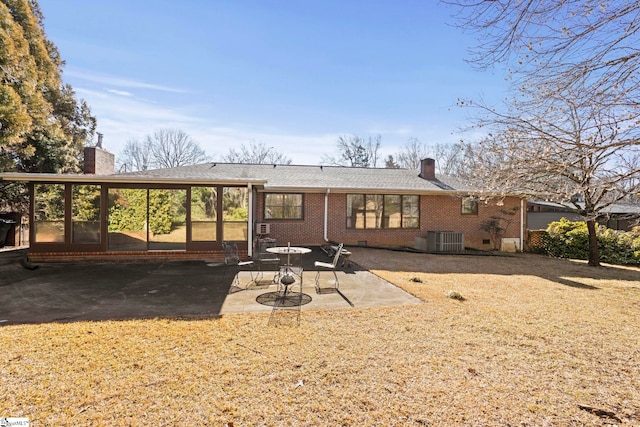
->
2, 249, 640, 426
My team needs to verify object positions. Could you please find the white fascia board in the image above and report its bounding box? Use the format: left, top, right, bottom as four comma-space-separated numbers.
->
0, 172, 266, 186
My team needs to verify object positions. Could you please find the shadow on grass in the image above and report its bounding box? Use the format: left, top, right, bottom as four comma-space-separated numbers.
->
357, 247, 640, 291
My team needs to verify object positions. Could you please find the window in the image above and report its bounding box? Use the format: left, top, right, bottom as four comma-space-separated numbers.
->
191, 186, 217, 241
461, 196, 478, 215
223, 187, 248, 241
402, 195, 420, 227
264, 193, 303, 220
107, 188, 187, 251
72, 184, 101, 243
347, 194, 419, 229
34, 183, 65, 243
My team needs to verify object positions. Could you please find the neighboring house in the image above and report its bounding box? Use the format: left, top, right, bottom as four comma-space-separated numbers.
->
527, 200, 640, 231
0, 147, 526, 262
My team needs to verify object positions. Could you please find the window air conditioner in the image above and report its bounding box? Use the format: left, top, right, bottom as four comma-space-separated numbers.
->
256, 223, 270, 235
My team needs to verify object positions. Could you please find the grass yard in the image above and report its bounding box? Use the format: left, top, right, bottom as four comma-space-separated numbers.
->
2, 249, 639, 426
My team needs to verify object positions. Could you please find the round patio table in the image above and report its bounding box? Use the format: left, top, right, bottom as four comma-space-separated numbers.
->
266, 245, 311, 293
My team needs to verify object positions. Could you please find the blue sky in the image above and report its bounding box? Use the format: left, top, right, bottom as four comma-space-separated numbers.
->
39, 0, 507, 166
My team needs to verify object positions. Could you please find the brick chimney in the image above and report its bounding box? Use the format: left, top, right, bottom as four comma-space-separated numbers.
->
419, 158, 436, 180
84, 134, 115, 175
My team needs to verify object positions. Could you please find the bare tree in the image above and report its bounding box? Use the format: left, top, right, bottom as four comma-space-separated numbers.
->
222, 140, 292, 164
394, 138, 430, 170
118, 129, 208, 171
446, 1, 640, 105
393, 138, 467, 175
447, 0, 640, 265
322, 134, 381, 167
119, 138, 153, 172
148, 129, 208, 168
460, 86, 640, 266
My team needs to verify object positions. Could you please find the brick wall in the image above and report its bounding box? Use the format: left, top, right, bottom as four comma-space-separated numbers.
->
83, 146, 115, 175
256, 192, 326, 246
28, 250, 229, 263
422, 195, 522, 249
256, 192, 524, 250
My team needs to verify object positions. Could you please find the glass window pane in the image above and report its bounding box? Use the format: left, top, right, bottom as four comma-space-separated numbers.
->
365, 195, 383, 229
149, 189, 186, 250
34, 183, 65, 243
383, 195, 401, 228
191, 186, 217, 241
223, 187, 248, 241
402, 195, 420, 228
72, 184, 101, 243
462, 196, 478, 215
265, 193, 303, 219
107, 188, 148, 251
347, 194, 365, 228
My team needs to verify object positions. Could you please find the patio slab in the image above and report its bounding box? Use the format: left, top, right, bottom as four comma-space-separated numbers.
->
0, 247, 421, 325
220, 269, 422, 314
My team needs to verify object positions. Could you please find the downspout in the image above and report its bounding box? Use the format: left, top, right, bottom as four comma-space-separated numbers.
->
323, 188, 330, 242
248, 183, 253, 256
520, 197, 525, 252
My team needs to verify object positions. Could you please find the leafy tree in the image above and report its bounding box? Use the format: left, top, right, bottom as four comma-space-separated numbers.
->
0, 0, 96, 210
322, 134, 381, 167
107, 189, 176, 235
384, 155, 400, 169
72, 184, 100, 221
543, 219, 640, 265
108, 189, 147, 232
148, 189, 173, 235
221, 140, 291, 165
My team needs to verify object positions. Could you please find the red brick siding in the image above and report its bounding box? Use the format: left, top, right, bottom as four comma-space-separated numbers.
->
256, 192, 326, 246
83, 147, 115, 175
422, 195, 522, 249
257, 192, 523, 250
28, 250, 229, 263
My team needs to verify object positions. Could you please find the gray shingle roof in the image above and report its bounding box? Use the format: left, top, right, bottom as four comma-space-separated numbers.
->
117, 163, 476, 193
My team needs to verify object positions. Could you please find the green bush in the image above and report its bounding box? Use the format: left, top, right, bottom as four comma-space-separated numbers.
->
541, 219, 640, 265
108, 189, 174, 235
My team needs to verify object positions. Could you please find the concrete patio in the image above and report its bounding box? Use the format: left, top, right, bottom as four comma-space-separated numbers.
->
0, 246, 421, 325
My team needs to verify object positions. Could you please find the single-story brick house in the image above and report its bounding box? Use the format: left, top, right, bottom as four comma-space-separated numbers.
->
0, 146, 526, 262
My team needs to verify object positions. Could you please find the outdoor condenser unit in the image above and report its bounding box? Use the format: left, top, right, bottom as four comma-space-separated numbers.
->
426, 231, 464, 253
256, 223, 270, 235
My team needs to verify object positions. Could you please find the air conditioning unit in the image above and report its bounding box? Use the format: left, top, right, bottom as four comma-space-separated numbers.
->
256, 223, 270, 235
426, 231, 464, 253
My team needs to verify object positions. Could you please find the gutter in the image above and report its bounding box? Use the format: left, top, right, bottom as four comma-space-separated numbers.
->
248, 183, 253, 257
324, 188, 330, 242
520, 198, 525, 252
0, 172, 266, 186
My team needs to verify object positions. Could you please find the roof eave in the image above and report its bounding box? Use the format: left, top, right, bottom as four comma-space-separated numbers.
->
0, 173, 266, 186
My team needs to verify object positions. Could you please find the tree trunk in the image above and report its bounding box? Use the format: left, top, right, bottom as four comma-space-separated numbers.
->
586, 219, 600, 267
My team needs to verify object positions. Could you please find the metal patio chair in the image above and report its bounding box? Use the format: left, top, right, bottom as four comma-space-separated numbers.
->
314, 242, 343, 294
222, 241, 255, 293
254, 238, 281, 284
